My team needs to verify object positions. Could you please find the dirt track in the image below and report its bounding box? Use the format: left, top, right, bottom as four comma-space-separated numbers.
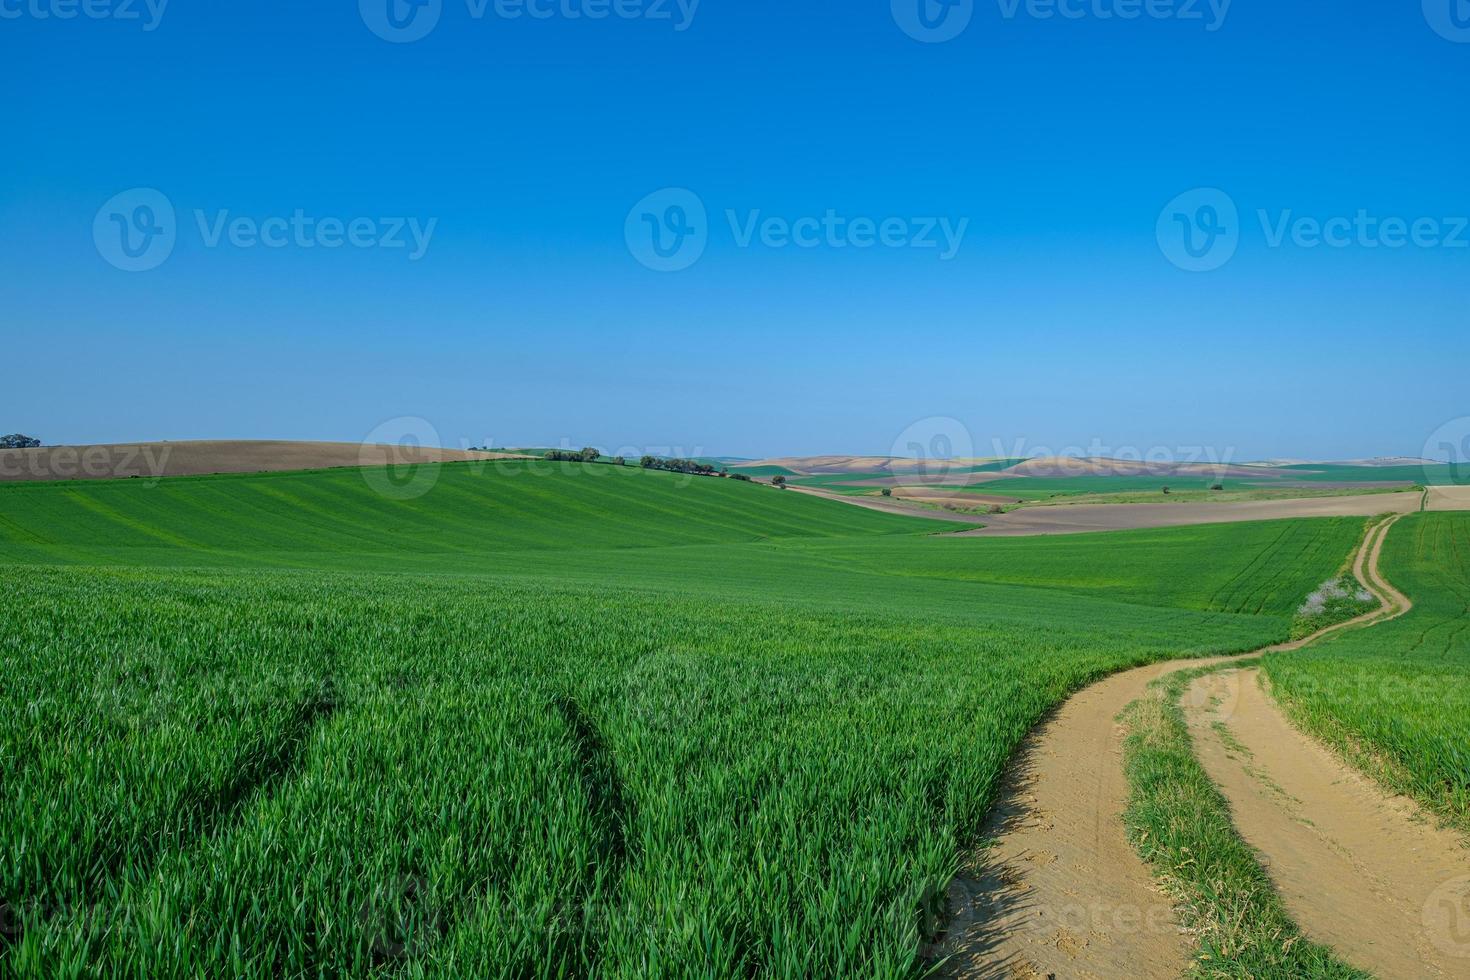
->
1185, 668, 1470, 978
949, 491, 1424, 536
933, 516, 1436, 977
0, 440, 519, 483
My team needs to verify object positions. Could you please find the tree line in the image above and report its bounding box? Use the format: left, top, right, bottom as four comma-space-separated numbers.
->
540, 448, 761, 483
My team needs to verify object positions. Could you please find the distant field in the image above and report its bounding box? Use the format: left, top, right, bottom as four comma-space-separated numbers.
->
1267, 463, 1464, 484
725, 459, 1463, 509
0, 440, 515, 483
1265, 512, 1470, 829
952, 474, 1248, 500
0, 463, 1365, 976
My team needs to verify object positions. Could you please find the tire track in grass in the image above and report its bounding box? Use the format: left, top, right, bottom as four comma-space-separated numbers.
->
4, 674, 341, 961
550, 694, 634, 871
545, 693, 636, 973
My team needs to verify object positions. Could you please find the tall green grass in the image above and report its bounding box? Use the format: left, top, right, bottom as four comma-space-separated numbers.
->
0, 464, 1365, 976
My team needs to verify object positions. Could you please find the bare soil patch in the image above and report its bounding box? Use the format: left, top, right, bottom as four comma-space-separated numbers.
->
1426, 485, 1470, 511
1005, 456, 1271, 479
783, 486, 979, 523
0, 440, 520, 483
950, 491, 1423, 537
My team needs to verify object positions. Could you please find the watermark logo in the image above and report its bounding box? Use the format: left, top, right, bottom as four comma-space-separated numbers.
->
1158, 189, 1469, 272
1423, 417, 1470, 486
892, 0, 974, 43
1424, 0, 1470, 43
94, 188, 176, 273
626, 188, 970, 271
1259, 210, 1469, 250
626, 188, 708, 272
93, 189, 438, 271
1179, 669, 1242, 724
0, 0, 169, 30
360, 417, 444, 500
988, 437, 1238, 474
1424, 874, 1470, 958
1157, 188, 1239, 272
0, 443, 173, 483
360, 0, 698, 42
360, 0, 443, 42
996, 0, 1230, 31
890, 416, 975, 479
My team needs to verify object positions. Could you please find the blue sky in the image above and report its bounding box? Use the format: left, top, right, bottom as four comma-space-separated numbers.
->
3, 0, 1467, 461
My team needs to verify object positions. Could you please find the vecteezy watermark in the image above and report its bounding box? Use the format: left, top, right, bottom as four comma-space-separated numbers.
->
0, 443, 174, 483
94, 189, 438, 272
93, 188, 177, 273
1258, 210, 1470, 251
0, 0, 168, 31
625, 188, 708, 272
890, 417, 976, 479
360, 0, 698, 43
989, 437, 1239, 472
1423, 416, 1470, 485
892, 0, 974, 43
1424, 0, 1470, 43
625, 188, 969, 272
1156, 188, 1239, 273
1424, 874, 1470, 958
893, 0, 1229, 42
1158, 188, 1470, 272
1178, 668, 1243, 724
995, 0, 1231, 30
360, 417, 447, 501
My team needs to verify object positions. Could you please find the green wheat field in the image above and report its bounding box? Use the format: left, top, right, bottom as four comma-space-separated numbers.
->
6, 460, 1457, 977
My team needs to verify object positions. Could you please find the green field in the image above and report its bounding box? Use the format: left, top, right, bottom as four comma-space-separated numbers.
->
1269, 463, 1466, 485
1265, 512, 1470, 829
0, 463, 1366, 976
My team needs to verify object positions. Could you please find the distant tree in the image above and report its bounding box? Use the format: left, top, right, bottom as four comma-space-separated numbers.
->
881, 488, 892, 497
1, 434, 40, 449
730, 472, 752, 482
1161, 486, 1171, 495
639, 455, 656, 468
772, 475, 786, 487
611, 456, 626, 467
1210, 483, 1224, 491
579, 447, 601, 463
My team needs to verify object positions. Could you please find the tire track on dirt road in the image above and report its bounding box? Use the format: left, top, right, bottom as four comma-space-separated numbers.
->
930, 514, 1417, 979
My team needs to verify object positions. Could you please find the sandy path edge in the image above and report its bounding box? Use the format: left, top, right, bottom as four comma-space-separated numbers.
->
1185, 667, 1470, 978
929, 515, 1410, 978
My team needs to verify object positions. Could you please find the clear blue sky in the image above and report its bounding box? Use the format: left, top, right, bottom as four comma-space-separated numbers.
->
4, 0, 1467, 461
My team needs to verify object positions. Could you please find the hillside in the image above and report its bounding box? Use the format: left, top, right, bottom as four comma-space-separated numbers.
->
0, 460, 935, 570
0, 440, 520, 483
0, 458, 1368, 977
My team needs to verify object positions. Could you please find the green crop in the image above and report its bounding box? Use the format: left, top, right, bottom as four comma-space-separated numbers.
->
1266, 512, 1470, 829
0, 464, 1365, 977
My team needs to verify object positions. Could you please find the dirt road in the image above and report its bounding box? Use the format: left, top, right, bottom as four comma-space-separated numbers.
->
1185, 668, 1470, 978
949, 491, 1423, 536
932, 515, 1438, 978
